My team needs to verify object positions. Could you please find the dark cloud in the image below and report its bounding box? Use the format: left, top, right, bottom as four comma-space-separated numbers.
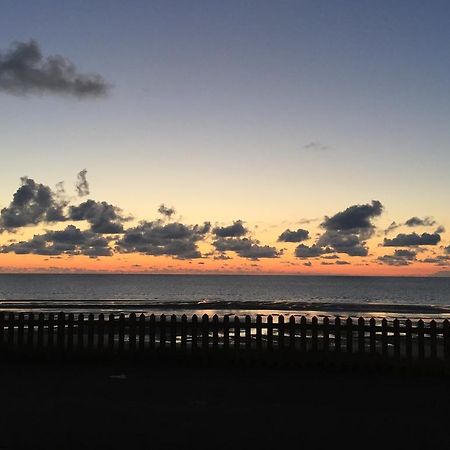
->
116, 220, 211, 259
75, 169, 90, 197
300, 200, 385, 258
378, 249, 417, 266
212, 237, 280, 260
383, 232, 441, 247
278, 228, 309, 243
158, 204, 176, 219
0, 177, 67, 231
0, 225, 112, 257
213, 220, 247, 238
317, 230, 368, 256
69, 200, 127, 233
405, 216, 436, 227
321, 200, 383, 232
384, 221, 400, 235
0, 40, 109, 97
294, 244, 333, 258
335, 260, 350, 265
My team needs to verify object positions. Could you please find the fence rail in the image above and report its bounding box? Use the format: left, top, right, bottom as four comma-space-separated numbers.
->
1, 312, 449, 366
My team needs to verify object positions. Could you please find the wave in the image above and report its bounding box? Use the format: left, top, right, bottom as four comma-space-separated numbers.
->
1, 299, 450, 315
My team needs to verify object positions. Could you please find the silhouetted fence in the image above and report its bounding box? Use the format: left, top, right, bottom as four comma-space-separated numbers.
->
1, 312, 449, 366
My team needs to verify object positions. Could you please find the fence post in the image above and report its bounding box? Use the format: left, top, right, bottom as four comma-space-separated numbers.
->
289, 316, 296, 351
300, 316, 307, 353
57, 312, 65, 354
37, 313, 44, 352
129, 313, 137, 353
430, 320, 437, 360
7, 312, 15, 349
369, 318, 376, 355
381, 319, 388, 358
138, 313, 145, 353
393, 319, 400, 361
47, 313, 55, 350
202, 314, 209, 351
417, 319, 424, 362
170, 315, 177, 352
77, 313, 85, 352
346, 317, 353, 354
334, 317, 341, 353
27, 313, 34, 351
149, 314, 156, 352
278, 315, 285, 350
358, 317, 365, 355
443, 319, 450, 364
0, 312, 4, 350
17, 313, 24, 348
180, 314, 187, 352
245, 315, 252, 351
191, 315, 198, 352
323, 317, 329, 353
223, 315, 230, 350
267, 315, 273, 351
87, 313, 95, 353
159, 314, 166, 351
311, 317, 318, 353
67, 313, 74, 353
108, 313, 115, 354
118, 313, 125, 353
212, 315, 219, 351
256, 315, 262, 351
405, 319, 412, 362
98, 313, 105, 351
234, 316, 241, 351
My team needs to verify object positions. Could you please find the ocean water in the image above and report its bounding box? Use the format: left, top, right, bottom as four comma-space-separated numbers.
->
0, 274, 450, 319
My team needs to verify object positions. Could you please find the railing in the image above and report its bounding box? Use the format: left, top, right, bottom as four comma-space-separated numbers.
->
1, 312, 449, 367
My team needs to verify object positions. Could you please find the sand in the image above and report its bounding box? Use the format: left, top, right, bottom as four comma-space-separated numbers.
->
0, 361, 449, 449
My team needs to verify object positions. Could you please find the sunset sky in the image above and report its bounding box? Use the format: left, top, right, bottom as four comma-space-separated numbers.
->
1, 1, 450, 275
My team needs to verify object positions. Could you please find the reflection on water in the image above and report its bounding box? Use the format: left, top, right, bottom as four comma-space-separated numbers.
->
0, 274, 450, 319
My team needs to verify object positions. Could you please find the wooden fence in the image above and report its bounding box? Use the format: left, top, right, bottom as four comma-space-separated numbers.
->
1, 312, 449, 367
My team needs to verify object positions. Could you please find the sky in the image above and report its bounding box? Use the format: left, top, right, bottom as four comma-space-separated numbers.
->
1, 0, 450, 275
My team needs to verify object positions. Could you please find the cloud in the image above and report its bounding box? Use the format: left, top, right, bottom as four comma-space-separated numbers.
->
116, 220, 211, 259
335, 260, 350, 265
0, 177, 67, 231
75, 169, 90, 197
212, 237, 281, 260
405, 216, 436, 227
297, 200, 384, 258
69, 200, 127, 233
303, 142, 328, 151
294, 244, 333, 258
384, 221, 400, 235
213, 220, 247, 238
278, 228, 309, 243
0, 225, 112, 257
378, 249, 417, 266
158, 204, 176, 219
0, 40, 110, 97
383, 232, 441, 247
316, 230, 368, 256
321, 200, 383, 232
420, 255, 450, 266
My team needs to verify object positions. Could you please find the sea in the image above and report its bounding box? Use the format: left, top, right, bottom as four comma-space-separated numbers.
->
0, 274, 450, 319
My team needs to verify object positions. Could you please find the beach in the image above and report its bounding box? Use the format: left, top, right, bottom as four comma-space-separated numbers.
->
1, 360, 449, 449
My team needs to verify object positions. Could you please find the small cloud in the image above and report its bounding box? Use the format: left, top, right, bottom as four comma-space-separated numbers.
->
75, 169, 90, 197
0, 40, 110, 98
303, 142, 328, 151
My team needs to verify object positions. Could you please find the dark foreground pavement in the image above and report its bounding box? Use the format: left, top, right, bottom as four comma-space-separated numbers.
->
0, 361, 449, 449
